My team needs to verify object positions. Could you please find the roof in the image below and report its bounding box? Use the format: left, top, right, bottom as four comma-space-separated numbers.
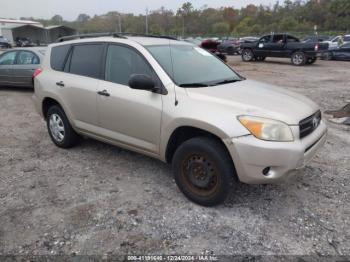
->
2, 24, 44, 30
45, 25, 76, 30
53, 35, 191, 47
1, 46, 47, 57
127, 36, 190, 46
0, 19, 41, 25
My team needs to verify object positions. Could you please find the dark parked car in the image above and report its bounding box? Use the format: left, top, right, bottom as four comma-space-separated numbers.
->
323, 43, 350, 61
303, 35, 332, 43
16, 37, 35, 47
217, 38, 240, 55
201, 39, 227, 61
0, 36, 11, 49
0, 47, 46, 87
240, 33, 329, 66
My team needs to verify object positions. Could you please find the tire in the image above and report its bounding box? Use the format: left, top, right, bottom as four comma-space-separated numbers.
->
306, 57, 317, 65
323, 52, 333, 61
256, 56, 266, 62
241, 49, 254, 62
46, 105, 80, 148
216, 53, 227, 62
227, 47, 235, 55
172, 137, 237, 206
291, 52, 306, 66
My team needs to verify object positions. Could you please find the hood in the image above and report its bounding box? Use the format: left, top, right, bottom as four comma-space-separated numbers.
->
185, 79, 319, 125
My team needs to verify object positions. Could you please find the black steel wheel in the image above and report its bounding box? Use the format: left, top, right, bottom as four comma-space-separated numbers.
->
172, 137, 237, 206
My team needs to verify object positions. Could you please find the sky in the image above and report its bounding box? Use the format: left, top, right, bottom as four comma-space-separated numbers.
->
0, 0, 275, 21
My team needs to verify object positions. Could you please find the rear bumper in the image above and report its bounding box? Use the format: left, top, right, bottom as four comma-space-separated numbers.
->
305, 51, 328, 58
224, 121, 327, 184
32, 94, 43, 118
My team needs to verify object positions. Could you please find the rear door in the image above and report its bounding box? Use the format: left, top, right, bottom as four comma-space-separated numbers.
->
0, 51, 17, 86
97, 44, 163, 154
269, 34, 287, 57
12, 50, 40, 86
55, 43, 104, 131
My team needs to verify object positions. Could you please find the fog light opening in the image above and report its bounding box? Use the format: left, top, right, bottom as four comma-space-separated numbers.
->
262, 167, 271, 176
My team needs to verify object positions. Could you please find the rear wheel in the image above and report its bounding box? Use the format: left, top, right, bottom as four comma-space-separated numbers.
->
172, 137, 237, 206
241, 49, 254, 62
46, 105, 80, 148
291, 52, 306, 66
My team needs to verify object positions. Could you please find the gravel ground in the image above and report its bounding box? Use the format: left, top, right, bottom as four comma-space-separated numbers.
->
0, 56, 349, 258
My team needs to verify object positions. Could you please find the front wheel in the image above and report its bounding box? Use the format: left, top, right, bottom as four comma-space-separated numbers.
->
172, 137, 237, 206
241, 49, 254, 62
291, 52, 306, 66
46, 105, 80, 148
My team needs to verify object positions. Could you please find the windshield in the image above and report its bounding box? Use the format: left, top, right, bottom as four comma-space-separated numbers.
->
147, 44, 242, 87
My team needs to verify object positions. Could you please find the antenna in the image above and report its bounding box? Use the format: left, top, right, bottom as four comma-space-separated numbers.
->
168, 39, 178, 106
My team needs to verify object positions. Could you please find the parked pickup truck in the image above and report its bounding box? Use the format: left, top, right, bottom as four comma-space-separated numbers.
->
240, 33, 329, 66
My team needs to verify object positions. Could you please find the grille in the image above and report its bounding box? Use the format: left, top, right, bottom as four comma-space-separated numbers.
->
299, 110, 322, 139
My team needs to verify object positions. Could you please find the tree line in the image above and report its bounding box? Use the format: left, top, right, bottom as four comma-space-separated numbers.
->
22, 0, 350, 37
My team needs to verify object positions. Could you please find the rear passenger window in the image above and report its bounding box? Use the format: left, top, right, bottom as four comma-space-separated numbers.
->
273, 35, 284, 43
51, 45, 71, 71
69, 44, 104, 79
105, 45, 154, 86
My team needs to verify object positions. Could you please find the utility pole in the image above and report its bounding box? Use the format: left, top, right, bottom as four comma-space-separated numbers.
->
145, 8, 149, 35
117, 14, 122, 33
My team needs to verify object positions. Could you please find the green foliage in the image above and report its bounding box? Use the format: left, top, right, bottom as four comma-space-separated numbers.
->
212, 22, 230, 35
31, 0, 349, 37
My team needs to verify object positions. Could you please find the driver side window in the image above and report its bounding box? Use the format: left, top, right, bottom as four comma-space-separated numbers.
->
105, 45, 154, 86
259, 36, 270, 43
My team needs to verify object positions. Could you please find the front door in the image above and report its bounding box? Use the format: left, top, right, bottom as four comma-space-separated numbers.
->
255, 35, 272, 57
97, 44, 163, 154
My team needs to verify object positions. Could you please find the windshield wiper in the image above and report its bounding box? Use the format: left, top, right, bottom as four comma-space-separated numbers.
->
179, 83, 209, 87
210, 79, 242, 86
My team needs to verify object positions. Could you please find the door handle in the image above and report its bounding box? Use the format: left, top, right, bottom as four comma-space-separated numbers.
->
97, 90, 110, 97
56, 81, 65, 87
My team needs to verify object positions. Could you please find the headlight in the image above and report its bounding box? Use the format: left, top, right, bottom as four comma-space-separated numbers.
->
238, 116, 294, 142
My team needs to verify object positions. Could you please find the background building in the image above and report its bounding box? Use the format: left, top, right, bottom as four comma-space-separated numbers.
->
0, 19, 76, 45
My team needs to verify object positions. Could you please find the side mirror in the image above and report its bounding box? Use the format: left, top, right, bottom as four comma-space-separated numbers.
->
128, 74, 158, 92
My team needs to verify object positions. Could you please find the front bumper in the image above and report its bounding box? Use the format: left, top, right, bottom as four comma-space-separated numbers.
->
224, 121, 327, 184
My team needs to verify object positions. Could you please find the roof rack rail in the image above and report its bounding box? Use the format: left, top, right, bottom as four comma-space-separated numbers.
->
120, 33, 178, 40
55, 32, 178, 43
56, 32, 126, 43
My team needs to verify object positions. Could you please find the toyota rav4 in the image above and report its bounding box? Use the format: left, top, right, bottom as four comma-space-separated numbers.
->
33, 33, 327, 206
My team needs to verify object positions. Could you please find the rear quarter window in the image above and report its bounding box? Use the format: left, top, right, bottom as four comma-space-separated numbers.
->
51, 44, 71, 71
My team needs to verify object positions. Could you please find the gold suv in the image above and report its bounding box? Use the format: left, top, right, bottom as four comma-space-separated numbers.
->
33, 34, 327, 206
